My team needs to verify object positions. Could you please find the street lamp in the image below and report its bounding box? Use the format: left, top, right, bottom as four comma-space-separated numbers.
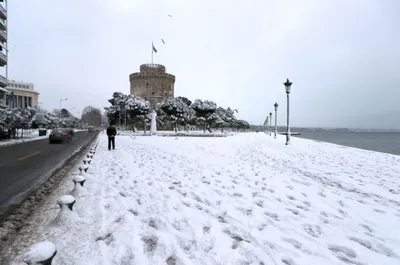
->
283, 78, 292, 145
274, 102, 278, 139
60, 98, 68, 120
269, 112, 272, 136
264, 116, 269, 134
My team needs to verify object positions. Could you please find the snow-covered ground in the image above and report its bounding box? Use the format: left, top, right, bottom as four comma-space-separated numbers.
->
3, 133, 400, 265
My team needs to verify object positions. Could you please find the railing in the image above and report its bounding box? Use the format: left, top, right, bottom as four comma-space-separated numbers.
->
0, 31, 6, 41
0, 19, 5, 30
0, 99, 6, 107
0, 5, 6, 18
0, 51, 6, 63
0, 74, 6, 84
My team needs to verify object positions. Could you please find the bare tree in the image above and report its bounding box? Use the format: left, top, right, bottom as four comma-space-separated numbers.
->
81, 106, 102, 127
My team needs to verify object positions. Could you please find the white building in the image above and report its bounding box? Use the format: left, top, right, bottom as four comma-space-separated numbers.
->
5, 80, 40, 109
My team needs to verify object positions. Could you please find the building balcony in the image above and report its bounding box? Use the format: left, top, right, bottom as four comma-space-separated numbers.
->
0, 51, 6, 66
0, 74, 6, 87
0, 30, 5, 43
0, 87, 7, 109
0, 5, 6, 20
0, 19, 5, 31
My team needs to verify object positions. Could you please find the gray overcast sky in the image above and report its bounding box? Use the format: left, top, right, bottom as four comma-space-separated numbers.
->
5, 0, 400, 129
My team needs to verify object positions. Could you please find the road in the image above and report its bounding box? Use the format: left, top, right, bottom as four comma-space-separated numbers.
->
0, 131, 98, 219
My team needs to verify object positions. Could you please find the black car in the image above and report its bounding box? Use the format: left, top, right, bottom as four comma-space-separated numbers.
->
49, 128, 73, 144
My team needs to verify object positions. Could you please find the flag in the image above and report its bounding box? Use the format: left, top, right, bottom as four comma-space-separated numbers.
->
152, 43, 158, 53
161, 39, 165, 44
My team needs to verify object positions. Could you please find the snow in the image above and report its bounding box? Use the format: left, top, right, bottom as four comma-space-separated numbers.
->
73, 175, 86, 183
57, 195, 75, 205
22, 241, 56, 263
3, 133, 400, 265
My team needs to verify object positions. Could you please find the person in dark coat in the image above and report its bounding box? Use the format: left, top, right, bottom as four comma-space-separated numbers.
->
106, 124, 117, 150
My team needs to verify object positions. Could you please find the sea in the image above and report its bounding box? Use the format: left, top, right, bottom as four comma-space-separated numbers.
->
293, 131, 400, 156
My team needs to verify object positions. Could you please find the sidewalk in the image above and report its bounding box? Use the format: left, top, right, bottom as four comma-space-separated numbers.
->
2, 133, 400, 264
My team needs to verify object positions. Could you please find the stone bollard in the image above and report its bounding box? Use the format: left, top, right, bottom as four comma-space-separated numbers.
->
71, 175, 87, 197
23, 241, 57, 265
83, 158, 87, 165
57, 195, 76, 211
86, 158, 92, 164
83, 165, 89, 173
73, 175, 86, 187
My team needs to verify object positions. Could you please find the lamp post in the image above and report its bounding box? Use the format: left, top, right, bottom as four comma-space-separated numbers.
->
274, 102, 278, 139
265, 116, 269, 134
60, 98, 68, 120
283, 78, 292, 145
269, 112, 272, 136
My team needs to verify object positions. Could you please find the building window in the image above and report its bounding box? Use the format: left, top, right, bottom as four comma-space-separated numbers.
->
146, 83, 149, 88
152, 91, 155, 95
164, 92, 167, 96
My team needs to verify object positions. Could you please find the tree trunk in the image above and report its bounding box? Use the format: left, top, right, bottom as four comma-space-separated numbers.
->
174, 122, 177, 133
21, 128, 24, 138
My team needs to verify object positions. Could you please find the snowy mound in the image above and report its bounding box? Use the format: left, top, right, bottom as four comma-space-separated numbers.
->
22, 241, 56, 263
73, 175, 86, 182
57, 195, 75, 205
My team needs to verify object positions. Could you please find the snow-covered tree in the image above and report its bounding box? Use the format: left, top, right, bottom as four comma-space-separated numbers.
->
160, 97, 191, 132
104, 92, 127, 125
105, 92, 151, 131
0, 107, 36, 137
155, 103, 168, 127
191, 99, 218, 132
214, 107, 239, 132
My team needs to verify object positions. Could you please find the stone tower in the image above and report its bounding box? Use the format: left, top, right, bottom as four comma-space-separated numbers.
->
129, 64, 175, 107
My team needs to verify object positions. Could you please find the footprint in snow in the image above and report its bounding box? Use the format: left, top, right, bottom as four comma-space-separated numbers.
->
287, 195, 296, 201
328, 245, 361, 264
303, 224, 321, 238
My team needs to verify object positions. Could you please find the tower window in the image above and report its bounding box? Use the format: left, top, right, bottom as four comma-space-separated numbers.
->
146, 83, 149, 88
152, 91, 155, 95
164, 92, 167, 96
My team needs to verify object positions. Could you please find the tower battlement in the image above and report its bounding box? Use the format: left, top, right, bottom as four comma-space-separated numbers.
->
140, 64, 166, 73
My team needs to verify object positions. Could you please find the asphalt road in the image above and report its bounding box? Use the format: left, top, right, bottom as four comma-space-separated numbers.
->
0, 131, 98, 218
